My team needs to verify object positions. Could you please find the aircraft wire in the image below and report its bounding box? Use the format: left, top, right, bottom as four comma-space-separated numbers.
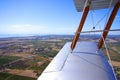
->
101, 0, 117, 80
90, 0, 117, 79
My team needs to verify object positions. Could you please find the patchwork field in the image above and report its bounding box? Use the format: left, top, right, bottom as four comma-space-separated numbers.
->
0, 35, 120, 79
0, 72, 36, 80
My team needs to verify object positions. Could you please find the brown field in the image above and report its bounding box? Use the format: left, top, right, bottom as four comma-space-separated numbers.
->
111, 61, 120, 67
10, 53, 35, 58
7, 69, 37, 78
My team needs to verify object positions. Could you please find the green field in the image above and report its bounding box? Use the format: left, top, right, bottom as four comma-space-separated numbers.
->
30, 60, 50, 74
102, 42, 120, 61
39, 50, 58, 58
0, 72, 36, 80
0, 55, 21, 65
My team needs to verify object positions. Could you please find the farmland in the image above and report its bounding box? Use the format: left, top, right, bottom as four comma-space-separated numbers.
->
0, 35, 68, 79
0, 35, 120, 79
0, 55, 21, 65
0, 72, 36, 80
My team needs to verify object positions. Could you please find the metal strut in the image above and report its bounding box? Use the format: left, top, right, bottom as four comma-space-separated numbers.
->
76, 29, 120, 33
71, 1, 90, 50
98, 2, 120, 50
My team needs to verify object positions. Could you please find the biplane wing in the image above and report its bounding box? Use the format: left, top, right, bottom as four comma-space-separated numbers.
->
38, 0, 120, 80
38, 42, 115, 80
74, 0, 120, 11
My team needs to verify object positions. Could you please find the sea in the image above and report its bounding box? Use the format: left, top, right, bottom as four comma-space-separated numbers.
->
0, 34, 37, 38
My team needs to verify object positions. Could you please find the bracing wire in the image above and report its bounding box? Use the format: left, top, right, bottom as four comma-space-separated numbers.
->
90, 0, 117, 79
90, 11, 96, 40
100, 0, 117, 80
104, 0, 112, 29
102, 36, 118, 80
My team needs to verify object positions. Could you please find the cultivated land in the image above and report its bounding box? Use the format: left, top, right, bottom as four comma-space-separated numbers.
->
0, 35, 120, 79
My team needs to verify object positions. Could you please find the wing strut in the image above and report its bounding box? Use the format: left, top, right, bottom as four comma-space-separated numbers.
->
71, 1, 90, 50
98, 2, 120, 50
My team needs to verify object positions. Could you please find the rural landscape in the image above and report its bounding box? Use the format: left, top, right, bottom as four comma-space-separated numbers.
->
0, 35, 120, 80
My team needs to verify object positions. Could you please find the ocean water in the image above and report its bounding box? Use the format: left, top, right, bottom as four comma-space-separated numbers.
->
0, 34, 35, 38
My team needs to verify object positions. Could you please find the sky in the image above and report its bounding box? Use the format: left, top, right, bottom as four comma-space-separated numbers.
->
0, 0, 120, 36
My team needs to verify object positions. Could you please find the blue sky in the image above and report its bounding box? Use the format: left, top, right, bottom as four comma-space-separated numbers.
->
0, 0, 120, 35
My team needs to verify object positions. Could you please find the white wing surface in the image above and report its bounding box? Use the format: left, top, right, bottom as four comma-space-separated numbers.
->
38, 42, 115, 80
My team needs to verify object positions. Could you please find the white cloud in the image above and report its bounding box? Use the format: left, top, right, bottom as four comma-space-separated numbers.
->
0, 24, 76, 35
